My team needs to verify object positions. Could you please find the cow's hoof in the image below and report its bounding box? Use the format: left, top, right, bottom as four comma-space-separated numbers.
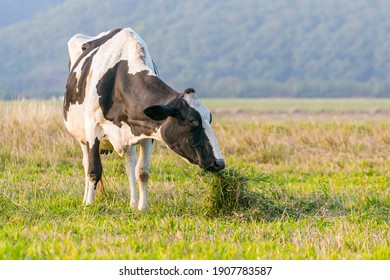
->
130, 202, 138, 209
138, 204, 149, 211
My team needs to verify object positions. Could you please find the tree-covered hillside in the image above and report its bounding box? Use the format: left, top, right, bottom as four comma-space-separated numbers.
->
1, 0, 390, 98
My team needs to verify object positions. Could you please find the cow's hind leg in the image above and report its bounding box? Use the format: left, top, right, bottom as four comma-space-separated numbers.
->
136, 139, 153, 211
125, 145, 138, 208
81, 143, 89, 203
84, 138, 103, 204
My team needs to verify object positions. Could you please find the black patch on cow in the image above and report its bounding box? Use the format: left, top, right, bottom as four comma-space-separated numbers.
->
96, 60, 178, 136
77, 48, 98, 100
184, 88, 195, 94
144, 105, 177, 121
87, 138, 102, 187
63, 29, 122, 120
64, 72, 78, 120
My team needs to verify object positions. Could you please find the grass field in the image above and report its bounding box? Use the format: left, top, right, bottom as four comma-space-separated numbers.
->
0, 99, 389, 259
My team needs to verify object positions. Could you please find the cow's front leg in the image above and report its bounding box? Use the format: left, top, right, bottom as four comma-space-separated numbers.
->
84, 138, 102, 205
125, 145, 138, 209
136, 139, 153, 211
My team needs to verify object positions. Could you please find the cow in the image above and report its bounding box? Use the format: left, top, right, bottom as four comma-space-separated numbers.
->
63, 28, 225, 210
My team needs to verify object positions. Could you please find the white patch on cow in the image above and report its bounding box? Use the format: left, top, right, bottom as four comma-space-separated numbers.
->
97, 120, 161, 157
64, 101, 86, 142
67, 31, 110, 69
88, 28, 155, 85
85, 179, 97, 204
151, 127, 163, 142
183, 93, 224, 161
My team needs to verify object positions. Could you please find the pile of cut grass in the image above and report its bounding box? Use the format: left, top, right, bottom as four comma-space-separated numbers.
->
196, 168, 346, 221
197, 168, 271, 217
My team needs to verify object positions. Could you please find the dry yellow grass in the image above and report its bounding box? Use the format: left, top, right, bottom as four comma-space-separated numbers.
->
0, 101, 75, 158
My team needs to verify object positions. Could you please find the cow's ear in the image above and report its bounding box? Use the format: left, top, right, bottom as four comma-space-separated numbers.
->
144, 105, 175, 121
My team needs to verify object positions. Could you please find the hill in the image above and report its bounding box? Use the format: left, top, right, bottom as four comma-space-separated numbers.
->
0, 0, 64, 28
1, 0, 390, 98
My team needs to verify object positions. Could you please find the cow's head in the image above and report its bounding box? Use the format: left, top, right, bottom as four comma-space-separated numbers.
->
144, 88, 225, 172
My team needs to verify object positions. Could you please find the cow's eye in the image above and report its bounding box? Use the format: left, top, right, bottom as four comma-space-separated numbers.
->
209, 113, 212, 124
188, 118, 199, 127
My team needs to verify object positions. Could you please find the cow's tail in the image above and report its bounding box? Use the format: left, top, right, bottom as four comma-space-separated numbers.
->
152, 60, 159, 76
97, 178, 107, 197
97, 149, 113, 198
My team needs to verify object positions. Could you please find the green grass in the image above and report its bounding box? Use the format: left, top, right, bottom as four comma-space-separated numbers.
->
0, 100, 389, 259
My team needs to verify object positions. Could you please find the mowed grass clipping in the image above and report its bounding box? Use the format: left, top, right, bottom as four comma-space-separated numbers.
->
0, 100, 389, 260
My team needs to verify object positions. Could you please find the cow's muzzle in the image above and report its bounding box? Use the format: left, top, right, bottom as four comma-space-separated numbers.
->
205, 159, 225, 172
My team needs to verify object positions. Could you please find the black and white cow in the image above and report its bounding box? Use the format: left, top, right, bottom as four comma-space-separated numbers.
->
63, 28, 225, 210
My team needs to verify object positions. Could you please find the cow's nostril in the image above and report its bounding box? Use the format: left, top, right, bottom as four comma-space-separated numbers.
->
213, 159, 225, 171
